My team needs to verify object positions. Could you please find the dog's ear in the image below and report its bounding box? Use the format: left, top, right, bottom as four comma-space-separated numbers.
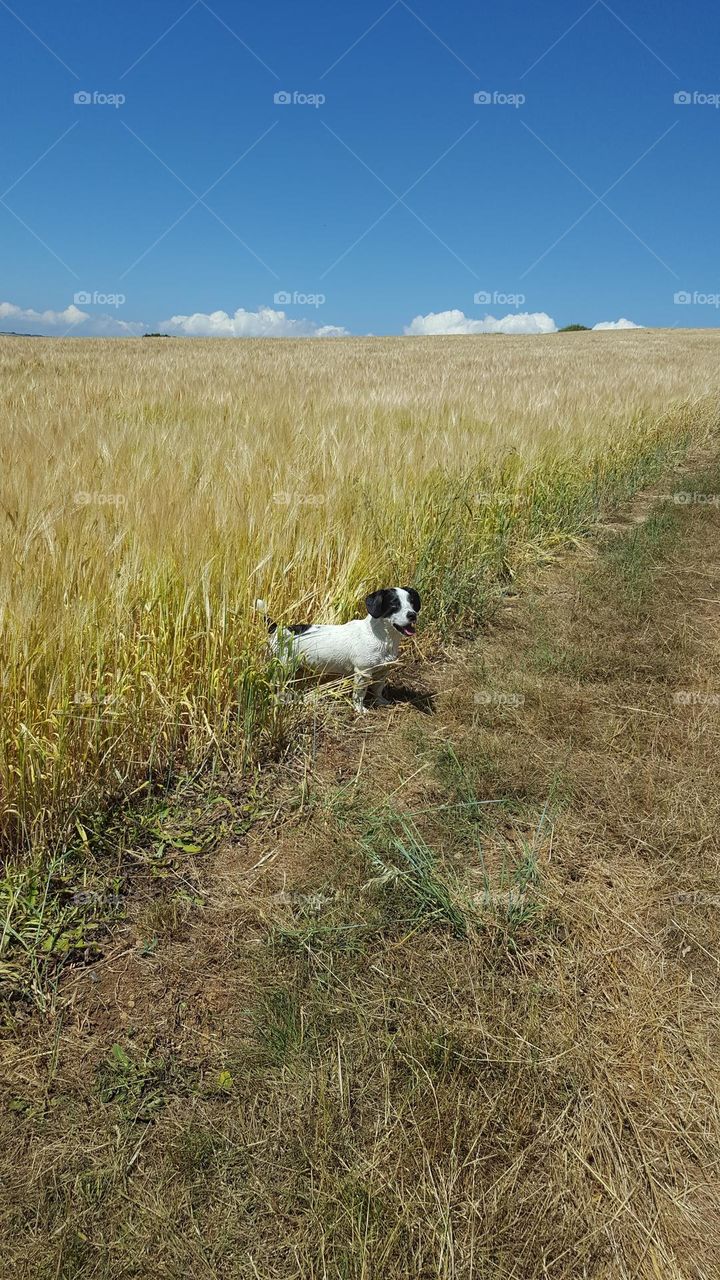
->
365, 590, 386, 618
405, 588, 421, 613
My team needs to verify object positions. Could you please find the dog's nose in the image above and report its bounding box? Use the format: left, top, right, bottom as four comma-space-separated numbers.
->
407, 610, 417, 621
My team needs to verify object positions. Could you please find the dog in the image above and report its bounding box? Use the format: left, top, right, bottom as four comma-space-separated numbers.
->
256, 588, 421, 713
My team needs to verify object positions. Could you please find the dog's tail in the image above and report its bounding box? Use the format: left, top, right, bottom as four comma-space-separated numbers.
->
254, 598, 278, 634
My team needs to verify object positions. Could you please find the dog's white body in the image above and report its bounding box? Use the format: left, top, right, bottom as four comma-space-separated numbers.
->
280, 616, 403, 676
257, 587, 420, 713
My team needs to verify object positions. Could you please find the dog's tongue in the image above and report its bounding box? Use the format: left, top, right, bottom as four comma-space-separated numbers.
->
400, 623, 416, 636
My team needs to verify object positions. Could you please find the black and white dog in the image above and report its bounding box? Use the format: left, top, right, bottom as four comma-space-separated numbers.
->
256, 588, 421, 713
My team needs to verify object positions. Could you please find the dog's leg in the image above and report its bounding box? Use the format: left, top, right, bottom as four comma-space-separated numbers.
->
352, 670, 370, 714
369, 677, 391, 707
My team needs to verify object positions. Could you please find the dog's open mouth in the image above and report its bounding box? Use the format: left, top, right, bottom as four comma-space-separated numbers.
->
394, 622, 416, 637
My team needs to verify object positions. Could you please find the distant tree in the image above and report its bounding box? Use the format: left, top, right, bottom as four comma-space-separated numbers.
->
558, 323, 590, 332
143, 332, 171, 338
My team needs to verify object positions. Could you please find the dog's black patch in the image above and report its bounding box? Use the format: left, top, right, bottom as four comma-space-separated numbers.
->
405, 587, 421, 614
267, 618, 312, 635
365, 589, 401, 619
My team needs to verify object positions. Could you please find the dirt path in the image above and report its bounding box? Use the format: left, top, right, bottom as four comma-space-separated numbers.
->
3, 450, 720, 1279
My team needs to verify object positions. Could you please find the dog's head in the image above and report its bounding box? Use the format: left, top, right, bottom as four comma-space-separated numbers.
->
365, 587, 421, 637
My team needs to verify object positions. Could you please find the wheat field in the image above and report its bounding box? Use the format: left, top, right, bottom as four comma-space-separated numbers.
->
2, 328, 719, 861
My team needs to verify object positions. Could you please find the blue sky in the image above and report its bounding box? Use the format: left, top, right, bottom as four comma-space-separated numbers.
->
1, 0, 718, 336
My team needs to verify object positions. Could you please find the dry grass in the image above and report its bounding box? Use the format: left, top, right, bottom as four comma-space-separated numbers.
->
2, 329, 720, 865
2, 459, 720, 1278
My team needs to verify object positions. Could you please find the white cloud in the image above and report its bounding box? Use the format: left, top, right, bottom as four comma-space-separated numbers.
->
0, 300, 88, 327
162, 306, 350, 338
87, 314, 147, 336
592, 318, 642, 330
0, 300, 146, 336
0, 298, 645, 341
404, 309, 557, 336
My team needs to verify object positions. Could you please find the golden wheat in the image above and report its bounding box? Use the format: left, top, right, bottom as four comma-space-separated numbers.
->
1, 328, 719, 858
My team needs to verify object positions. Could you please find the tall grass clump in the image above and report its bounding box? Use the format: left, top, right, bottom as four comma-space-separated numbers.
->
1, 329, 719, 862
